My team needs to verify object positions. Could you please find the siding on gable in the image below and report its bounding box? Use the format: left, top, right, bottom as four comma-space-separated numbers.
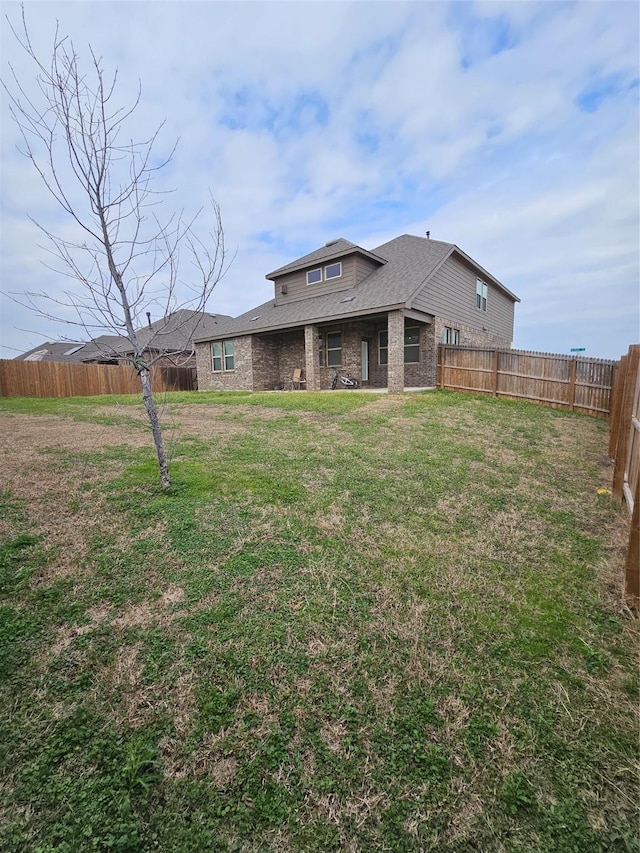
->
412, 254, 514, 341
355, 255, 380, 284
273, 256, 356, 304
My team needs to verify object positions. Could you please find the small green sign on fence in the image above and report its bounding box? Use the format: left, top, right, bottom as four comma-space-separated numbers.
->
570, 347, 586, 353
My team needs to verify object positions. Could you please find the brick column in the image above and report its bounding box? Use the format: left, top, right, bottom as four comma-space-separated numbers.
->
387, 310, 404, 394
304, 324, 320, 391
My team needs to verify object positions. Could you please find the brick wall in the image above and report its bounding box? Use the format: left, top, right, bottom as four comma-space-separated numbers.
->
305, 325, 320, 390
434, 317, 511, 350
249, 336, 280, 390
276, 330, 306, 387
195, 336, 254, 391
386, 310, 405, 394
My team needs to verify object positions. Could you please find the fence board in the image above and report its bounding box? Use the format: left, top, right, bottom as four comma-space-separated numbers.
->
438, 346, 616, 417
0, 359, 194, 398
606, 344, 640, 607
611, 346, 640, 504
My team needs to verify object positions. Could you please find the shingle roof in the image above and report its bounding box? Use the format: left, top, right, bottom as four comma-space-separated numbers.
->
133, 309, 231, 354
76, 335, 131, 362
18, 342, 87, 362
196, 235, 459, 341
195, 234, 519, 343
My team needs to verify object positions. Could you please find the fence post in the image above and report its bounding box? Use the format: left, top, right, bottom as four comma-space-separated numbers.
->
493, 350, 500, 397
609, 357, 626, 457
613, 346, 640, 500
437, 345, 443, 389
625, 473, 639, 606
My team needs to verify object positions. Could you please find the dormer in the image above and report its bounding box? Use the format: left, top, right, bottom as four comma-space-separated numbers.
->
266, 238, 387, 305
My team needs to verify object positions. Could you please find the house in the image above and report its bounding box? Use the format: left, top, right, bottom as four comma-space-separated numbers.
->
194, 235, 520, 393
17, 310, 231, 368
18, 341, 89, 362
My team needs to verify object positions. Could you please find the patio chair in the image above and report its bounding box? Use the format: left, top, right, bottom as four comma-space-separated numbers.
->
291, 368, 307, 390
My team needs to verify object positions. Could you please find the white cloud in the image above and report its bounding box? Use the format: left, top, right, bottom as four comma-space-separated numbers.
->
1, 0, 638, 361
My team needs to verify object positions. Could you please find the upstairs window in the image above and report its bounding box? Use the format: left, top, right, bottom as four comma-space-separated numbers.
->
443, 327, 460, 345
325, 262, 342, 280
306, 262, 343, 285
476, 279, 488, 311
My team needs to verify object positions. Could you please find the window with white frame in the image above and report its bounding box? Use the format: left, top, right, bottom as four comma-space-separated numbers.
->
476, 279, 488, 311
325, 262, 342, 280
212, 340, 235, 372
306, 261, 343, 285
378, 327, 421, 364
326, 331, 342, 366
443, 327, 460, 345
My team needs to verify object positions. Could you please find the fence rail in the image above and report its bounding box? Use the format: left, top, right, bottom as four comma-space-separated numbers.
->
437, 346, 616, 417
0, 359, 195, 398
609, 344, 640, 606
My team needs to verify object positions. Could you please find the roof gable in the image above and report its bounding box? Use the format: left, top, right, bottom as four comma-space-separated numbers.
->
266, 238, 386, 280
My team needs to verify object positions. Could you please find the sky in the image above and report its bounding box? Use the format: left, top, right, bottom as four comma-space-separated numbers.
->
1, 0, 638, 361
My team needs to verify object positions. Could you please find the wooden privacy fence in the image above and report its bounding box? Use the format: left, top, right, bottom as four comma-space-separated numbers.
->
437, 346, 616, 417
608, 344, 640, 606
0, 359, 195, 398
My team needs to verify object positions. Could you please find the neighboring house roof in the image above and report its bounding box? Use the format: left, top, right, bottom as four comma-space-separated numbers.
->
75, 335, 131, 362
266, 238, 387, 279
18, 342, 86, 362
16, 310, 231, 362
195, 235, 519, 343
133, 309, 232, 355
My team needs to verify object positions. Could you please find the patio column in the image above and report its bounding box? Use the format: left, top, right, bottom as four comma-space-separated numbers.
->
304, 324, 320, 390
387, 310, 404, 394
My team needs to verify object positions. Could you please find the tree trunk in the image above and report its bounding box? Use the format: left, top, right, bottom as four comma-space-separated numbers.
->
139, 367, 171, 489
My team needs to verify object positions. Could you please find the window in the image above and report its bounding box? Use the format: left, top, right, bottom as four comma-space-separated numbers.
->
224, 341, 235, 371
325, 262, 342, 280
212, 340, 234, 372
378, 330, 388, 365
306, 262, 342, 285
212, 342, 222, 372
326, 331, 342, 366
378, 327, 421, 364
476, 279, 488, 311
404, 326, 420, 363
443, 327, 460, 345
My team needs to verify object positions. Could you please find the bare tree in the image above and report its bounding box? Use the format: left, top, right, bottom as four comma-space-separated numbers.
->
3, 8, 230, 488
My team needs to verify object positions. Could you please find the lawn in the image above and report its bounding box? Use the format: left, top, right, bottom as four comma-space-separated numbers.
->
0, 390, 637, 852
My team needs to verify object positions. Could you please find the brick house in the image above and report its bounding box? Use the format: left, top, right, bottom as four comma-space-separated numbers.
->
195, 235, 520, 393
